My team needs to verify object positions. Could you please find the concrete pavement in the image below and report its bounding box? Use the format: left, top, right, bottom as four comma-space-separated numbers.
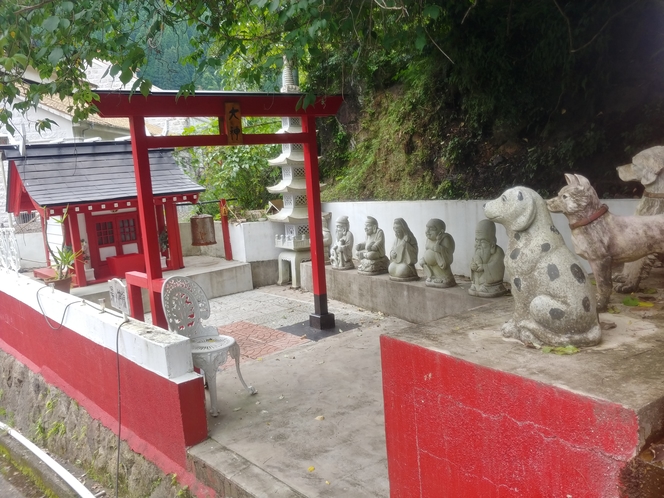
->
187, 285, 413, 497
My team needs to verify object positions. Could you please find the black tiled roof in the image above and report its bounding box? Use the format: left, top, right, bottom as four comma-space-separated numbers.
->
2, 141, 204, 208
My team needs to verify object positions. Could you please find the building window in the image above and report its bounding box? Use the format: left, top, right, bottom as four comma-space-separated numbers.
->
96, 221, 115, 245
118, 218, 137, 242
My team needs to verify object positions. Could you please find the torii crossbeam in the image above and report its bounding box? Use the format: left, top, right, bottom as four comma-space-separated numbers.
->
95, 90, 343, 330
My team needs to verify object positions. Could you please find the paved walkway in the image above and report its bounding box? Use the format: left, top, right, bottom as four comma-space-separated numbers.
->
187, 285, 412, 497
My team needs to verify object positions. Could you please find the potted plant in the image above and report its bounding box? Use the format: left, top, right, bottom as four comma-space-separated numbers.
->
48, 245, 83, 292
46, 207, 83, 293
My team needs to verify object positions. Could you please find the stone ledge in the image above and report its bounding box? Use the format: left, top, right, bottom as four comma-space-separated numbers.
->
188, 439, 307, 498
300, 261, 494, 324
381, 292, 664, 496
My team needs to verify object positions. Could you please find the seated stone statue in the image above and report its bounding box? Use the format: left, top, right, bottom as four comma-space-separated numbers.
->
419, 218, 456, 288
388, 218, 419, 281
329, 216, 354, 270
355, 216, 389, 275
468, 219, 508, 297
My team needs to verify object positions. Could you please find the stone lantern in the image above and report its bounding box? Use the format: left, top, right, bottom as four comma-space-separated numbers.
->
267, 60, 329, 288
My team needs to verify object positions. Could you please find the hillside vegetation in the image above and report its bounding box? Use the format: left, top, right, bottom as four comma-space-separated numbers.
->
314, 1, 664, 201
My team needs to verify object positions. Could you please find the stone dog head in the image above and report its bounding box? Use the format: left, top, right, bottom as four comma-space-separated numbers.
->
484, 187, 538, 232
546, 174, 599, 217
617, 145, 664, 187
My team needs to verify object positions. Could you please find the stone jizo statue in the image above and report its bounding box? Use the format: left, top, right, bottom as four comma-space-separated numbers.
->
330, 216, 354, 270
356, 216, 389, 275
388, 218, 419, 281
419, 218, 456, 288
468, 219, 507, 297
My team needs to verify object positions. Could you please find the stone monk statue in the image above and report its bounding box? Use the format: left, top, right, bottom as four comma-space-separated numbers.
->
388, 218, 419, 281
419, 218, 456, 288
356, 216, 389, 275
330, 216, 354, 270
468, 219, 508, 297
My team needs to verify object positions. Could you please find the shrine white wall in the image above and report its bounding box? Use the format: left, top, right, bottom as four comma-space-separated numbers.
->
321, 199, 640, 276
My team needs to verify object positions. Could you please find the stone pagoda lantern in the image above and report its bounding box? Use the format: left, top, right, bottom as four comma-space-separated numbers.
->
267, 60, 328, 288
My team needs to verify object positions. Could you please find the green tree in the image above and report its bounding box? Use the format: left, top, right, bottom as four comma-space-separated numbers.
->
178, 117, 282, 210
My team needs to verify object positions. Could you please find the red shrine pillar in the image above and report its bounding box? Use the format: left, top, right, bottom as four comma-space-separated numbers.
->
129, 116, 166, 328
302, 115, 335, 329
66, 210, 87, 287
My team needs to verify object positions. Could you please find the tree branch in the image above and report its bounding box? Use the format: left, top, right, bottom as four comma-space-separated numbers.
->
552, 0, 643, 53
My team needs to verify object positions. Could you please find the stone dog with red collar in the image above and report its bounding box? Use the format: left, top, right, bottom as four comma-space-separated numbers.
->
547, 173, 664, 312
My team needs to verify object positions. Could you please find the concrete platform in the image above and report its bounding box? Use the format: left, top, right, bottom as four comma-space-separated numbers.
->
188, 271, 664, 497
71, 255, 253, 311
300, 261, 488, 323
381, 283, 664, 496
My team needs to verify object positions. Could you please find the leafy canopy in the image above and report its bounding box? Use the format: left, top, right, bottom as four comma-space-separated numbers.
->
0, 0, 450, 128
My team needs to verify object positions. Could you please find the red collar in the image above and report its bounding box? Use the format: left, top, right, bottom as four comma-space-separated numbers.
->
569, 204, 609, 229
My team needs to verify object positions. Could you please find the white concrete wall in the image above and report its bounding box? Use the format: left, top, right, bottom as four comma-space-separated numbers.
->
15, 231, 47, 268
179, 219, 282, 262
228, 221, 283, 262
322, 199, 640, 276
0, 270, 195, 380
176, 199, 642, 276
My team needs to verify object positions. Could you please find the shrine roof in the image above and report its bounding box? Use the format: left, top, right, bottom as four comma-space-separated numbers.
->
2, 141, 204, 209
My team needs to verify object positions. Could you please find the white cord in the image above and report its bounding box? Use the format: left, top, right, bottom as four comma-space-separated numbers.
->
0, 421, 96, 498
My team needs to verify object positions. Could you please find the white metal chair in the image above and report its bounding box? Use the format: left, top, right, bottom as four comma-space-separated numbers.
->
161, 276, 256, 416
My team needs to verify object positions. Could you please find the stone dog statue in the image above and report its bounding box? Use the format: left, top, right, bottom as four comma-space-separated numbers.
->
485, 186, 601, 347
613, 146, 664, 293
547, 173, 664, 312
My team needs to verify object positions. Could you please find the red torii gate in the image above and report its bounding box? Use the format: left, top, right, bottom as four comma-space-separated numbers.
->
95, 90, 343, 330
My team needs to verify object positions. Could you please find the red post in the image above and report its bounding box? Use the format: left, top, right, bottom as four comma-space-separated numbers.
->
219, 199, 233, 261
129, 116, 166, 329
302, 116, 334, 329
67, 210, 87, 287
164, 202, 184, 269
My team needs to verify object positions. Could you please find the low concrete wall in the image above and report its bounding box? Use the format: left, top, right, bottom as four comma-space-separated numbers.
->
0, 270, 212, 496
249, 260, 279, 288
228, 220, 282, 262
381, 300, 664, 497
300, 262, 489, 324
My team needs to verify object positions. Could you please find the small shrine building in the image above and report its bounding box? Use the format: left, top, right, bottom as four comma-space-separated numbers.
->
3, 141, 204, 286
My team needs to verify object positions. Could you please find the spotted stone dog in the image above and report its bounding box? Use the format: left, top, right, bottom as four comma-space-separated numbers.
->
484, 187, 601, 347
614, 146, 664, 292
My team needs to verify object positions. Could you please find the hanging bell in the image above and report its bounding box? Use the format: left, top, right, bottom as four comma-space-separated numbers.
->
190, 214, 217, 246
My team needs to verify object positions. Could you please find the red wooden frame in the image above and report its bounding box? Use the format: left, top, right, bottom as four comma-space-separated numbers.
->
95, 91, 344, 329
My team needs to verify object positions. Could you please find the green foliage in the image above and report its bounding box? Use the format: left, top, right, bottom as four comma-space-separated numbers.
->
541, 345, 580, 355
177, 117, 281, 210
1, 0, 657, 200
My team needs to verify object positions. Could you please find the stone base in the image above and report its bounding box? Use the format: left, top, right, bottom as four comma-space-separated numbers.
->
389, 275, 420, 282
309, 312, 336, 330
424, 279, 456, 288
381, 296, 664, 497
300, 261, 488, 324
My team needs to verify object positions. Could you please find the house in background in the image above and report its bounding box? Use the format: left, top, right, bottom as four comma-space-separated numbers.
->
0, 59, 200, 229
3, 141, 204, 286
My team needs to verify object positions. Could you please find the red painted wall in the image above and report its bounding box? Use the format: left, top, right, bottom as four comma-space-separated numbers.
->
381, 335, 640, 498
0, 289, 208, 472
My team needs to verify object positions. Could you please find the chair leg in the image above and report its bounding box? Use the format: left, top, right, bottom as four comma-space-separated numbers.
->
202, 366, 220, 417
230, 342, 257, 394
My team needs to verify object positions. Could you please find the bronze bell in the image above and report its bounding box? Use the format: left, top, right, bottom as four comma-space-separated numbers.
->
190, 214, 217, 246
